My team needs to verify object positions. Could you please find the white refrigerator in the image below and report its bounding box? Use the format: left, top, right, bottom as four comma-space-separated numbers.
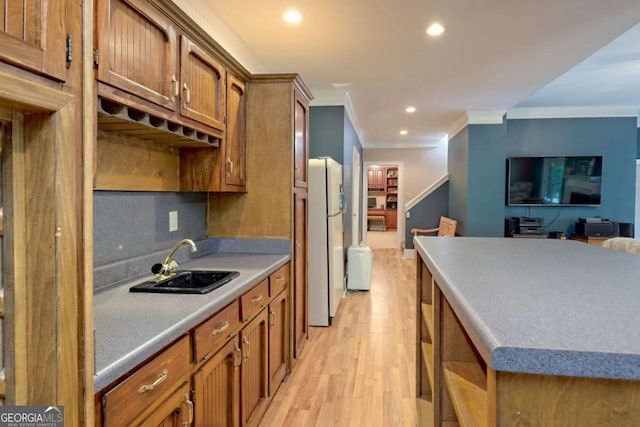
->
308, 157, 345, 326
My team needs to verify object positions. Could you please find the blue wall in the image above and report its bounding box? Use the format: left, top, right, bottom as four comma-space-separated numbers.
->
309, 106, 344, 162
309, 106, 364, 252
448, 128, 469, 235
448, 117, 637, 237
405, 182, 449, 249
505, 117, 637, 235
467, 123, 507, 236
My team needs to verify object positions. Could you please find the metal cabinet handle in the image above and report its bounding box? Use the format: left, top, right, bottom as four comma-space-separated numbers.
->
233, 344, 242, 368
251, 295, 263, 304
295, 240, 301, 256
213, 321, 229, 336
183, 83, 191, 107
183, 393, 193, 425
242, 336, 250, 360
171, 75, 179, 101
269, 308, 276, 327
227, 157, 233, 176
137, 369, 168, 394
276, 276, 285, 282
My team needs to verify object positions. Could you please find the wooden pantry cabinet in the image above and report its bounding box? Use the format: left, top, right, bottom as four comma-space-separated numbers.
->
0, 0, 67, 81
207, 74, 312, 365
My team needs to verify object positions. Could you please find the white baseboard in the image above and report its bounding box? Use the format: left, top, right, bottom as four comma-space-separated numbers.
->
404, 249, 415, 259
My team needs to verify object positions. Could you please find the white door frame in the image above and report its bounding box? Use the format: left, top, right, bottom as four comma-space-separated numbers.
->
635, 159, 640, 238
361, 160, 405, 249
352, 147, 361, 246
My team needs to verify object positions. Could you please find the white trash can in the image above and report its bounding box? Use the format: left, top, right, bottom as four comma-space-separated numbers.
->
347, 246, 372, 290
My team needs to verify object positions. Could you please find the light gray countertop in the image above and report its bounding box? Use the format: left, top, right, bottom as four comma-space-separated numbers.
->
414, 236, 640, 380
94, 252, 289, 392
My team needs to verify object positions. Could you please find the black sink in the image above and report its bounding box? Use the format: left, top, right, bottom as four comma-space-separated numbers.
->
129, 270, 240, 294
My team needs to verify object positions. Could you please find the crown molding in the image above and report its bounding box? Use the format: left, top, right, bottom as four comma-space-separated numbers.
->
506, 106, 639, 120
364, 142, 441, 149
447, 110, 506, 139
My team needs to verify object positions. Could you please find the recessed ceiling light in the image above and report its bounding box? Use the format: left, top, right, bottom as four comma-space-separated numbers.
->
405, 106, 416, 113
331, 82, 352, 88
400, 130, 408, 135
426, 22, 445, 37
283, 9, 303, 24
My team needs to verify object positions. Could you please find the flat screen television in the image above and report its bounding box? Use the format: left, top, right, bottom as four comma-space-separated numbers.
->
507, 155, 603, 206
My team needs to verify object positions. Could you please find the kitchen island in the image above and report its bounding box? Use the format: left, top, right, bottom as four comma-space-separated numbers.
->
414, 236, 640, 426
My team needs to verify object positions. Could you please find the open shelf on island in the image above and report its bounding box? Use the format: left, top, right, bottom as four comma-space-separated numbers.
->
421, 303, 434, 338
421, 342, 434, 390
443, 361, 487, 427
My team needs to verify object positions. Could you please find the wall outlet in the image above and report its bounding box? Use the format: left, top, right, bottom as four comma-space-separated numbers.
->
406, 211, 411, 219
169, 211, 178, 232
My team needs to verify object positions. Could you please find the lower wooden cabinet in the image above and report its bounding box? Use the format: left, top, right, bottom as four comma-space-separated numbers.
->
138, 381, 193, 426
240, 309, 269, 427
268, 290, 288, 396
97, 263, 291, 427
192, 338, 240, 427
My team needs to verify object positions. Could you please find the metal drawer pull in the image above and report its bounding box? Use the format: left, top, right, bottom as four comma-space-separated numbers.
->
276, 276, 285, 282
251, 295, 263, 304
213, 321, 229, 335
137, 369, 168, 394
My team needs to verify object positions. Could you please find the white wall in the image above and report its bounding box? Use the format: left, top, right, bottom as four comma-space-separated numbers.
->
363, 145, 448, 202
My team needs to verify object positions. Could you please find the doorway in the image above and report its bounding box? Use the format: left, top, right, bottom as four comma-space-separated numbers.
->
362, 161, 404, 249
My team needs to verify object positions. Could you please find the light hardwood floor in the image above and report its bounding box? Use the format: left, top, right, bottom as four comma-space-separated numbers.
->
259, 248, 418, 426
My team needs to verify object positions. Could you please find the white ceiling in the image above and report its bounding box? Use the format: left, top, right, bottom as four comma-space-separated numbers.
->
175, 0, 640, 148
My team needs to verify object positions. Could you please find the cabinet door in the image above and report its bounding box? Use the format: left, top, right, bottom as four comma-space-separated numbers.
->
138, 382, 193, 427
96, 0, 178, 110
293, 192, 308, 359
180, 35, 226, 132
223, 74, 247, 189
386, 211, 397, 229
192, 338, 240, 427
268, 290, 288, 396
293, 90, 309, 188
240, 309, 269, 427
0, 0, 66, 81
375, 168, 385, 188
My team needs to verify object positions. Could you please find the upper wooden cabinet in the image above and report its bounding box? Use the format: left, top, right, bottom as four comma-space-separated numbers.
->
223, 74, 247, 189
179, 35, 226, 132
96, 0, 229, 139
96, 0, 178, 110
293, 91, 309, 188
0, 0, 67, 81
367, 167, 385, 190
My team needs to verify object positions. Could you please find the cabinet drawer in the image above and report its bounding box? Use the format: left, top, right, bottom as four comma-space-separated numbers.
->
241, 279, 269, 322
103, 335, 191, 427
269, 264, 289, 297
193, 299, 241, 362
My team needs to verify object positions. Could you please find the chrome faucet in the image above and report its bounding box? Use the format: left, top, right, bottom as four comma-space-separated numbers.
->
152, 238, 198, 279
